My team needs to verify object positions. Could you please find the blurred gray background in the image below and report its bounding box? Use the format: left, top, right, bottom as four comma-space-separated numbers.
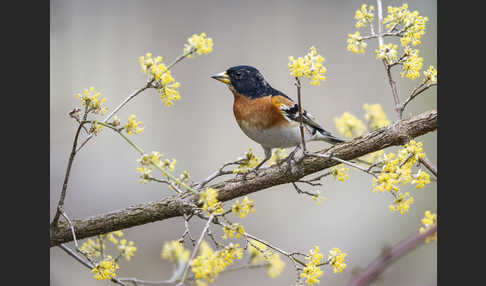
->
50, 0, 437, 285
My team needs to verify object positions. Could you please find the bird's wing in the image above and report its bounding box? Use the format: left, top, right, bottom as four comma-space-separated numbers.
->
270, 93, 333, 136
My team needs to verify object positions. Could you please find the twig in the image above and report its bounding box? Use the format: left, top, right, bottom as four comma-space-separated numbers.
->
348, 224, 437, 286
58, 244, 129, 286
295, 77, 307, 153
419, 157, 438, 177
51, 121, 89, 229
177, 214, 215, 286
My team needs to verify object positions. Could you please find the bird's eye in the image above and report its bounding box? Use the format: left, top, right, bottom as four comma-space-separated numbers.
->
234, 71, 243, 79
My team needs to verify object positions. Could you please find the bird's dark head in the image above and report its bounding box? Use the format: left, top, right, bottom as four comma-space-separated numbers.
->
212, 65, 271, 99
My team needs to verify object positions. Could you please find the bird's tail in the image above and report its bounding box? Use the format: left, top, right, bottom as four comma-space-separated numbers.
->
315, 130, 346, 145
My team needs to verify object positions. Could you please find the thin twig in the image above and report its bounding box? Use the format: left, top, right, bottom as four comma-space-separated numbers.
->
177, 214, 215, 286
295, 77, 307, 153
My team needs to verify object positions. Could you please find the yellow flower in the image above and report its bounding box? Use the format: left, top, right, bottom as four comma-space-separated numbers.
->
288, 46, 327, 86
76, 86, 108, 115
80, 238, 103, 259
363, 103, 390, 131
401, 47, 423, 80
334, 112, 368, 139
383, 4, 428, 47
161, 158, 177, 172
124, 114, 144, 135
92, 255, 119, 280
423, 65, 437, 84
222, 223, 245, 240
118, 239, 137, 261
347, 31, 367, 54
267, 253, 285, 278
199, 188, 224, 215
191, 241, 243, 284
300, 246, 324, 285
231, 196, 256, 218
161, 240, 190, 263
363, 150, 385, 164
354, 4, 375, 28
311, 190, 326, 205
375, 43, 399, 64
388, 192, 414, 215
184, 33, 214, 57
247, 239, 286, 278
233, 148, 262, 174
419, 210, 437, 243
412, 169, 430, 189
106, 230, 123, 244
327, 248, 347, 274
158, 72, 181, 107
139, 53, 181, 107
91, 121, 103, 135
268, 148, 288, 166
330, 164, 349, 182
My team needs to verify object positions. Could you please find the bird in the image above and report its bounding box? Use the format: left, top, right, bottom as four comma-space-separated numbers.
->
211, 65, 345, 172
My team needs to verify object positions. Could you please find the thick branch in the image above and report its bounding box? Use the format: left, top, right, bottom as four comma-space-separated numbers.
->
50, 110, 437, 247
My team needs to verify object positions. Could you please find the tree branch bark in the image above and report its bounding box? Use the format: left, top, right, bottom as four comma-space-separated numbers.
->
50, 110, 437, 247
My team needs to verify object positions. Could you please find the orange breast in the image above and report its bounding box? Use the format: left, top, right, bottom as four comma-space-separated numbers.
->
231, 89, 289, 131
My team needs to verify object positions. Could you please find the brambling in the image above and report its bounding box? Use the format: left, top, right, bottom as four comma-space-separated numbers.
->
212, 65, 344, 171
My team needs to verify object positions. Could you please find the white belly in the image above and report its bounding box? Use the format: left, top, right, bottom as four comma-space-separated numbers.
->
239, 124, 316, 148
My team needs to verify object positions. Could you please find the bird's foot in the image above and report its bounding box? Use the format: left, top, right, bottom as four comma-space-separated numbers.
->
282, 145, 302, 175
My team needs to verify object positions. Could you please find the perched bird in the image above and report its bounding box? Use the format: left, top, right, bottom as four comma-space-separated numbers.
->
211, 65, 344, 171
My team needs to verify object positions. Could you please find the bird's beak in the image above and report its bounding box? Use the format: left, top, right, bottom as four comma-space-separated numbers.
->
211, 71, 231, 84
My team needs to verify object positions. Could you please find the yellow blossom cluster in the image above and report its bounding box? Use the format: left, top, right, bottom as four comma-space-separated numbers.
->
372, 140, 430, 214
268, 148, 288, 166
139, 53, 181, 107
288, 46, 327, 86
136, 151, 163, 183
222, 223, 245, 240
412, 169, 430, 189
375, 43, 398, 64
231, 196, 256, 218
423, 65, 438, 84
388, 192, 414, 214
106, 230, 124, 244
161, 240, 190, 263
327, 248, 347, 273
383, 4, 428, 47
354, 4, 375, 28
401, 47, 423, 80
233, 148, 262, 174
80, 238, 104, 259
184, 33, 214, 58
76, 86, 108, 115
124, 114, 144, 135
347, 31, 367, 54
118, 239, 137, 261
80, 230, 137, 280
199, 188, 224, 215
91, 121, 103, 135
363, 103, 390, 131
334, 112, 368, 139
92, 255, 119, 280
363, 150, 385, 164
300, 246, 324, 285
419, 210, 437, 243
247, 240, 286, 278
311, 190, 326, 206
330, 164, 350, 182
191, 241, 243, 285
